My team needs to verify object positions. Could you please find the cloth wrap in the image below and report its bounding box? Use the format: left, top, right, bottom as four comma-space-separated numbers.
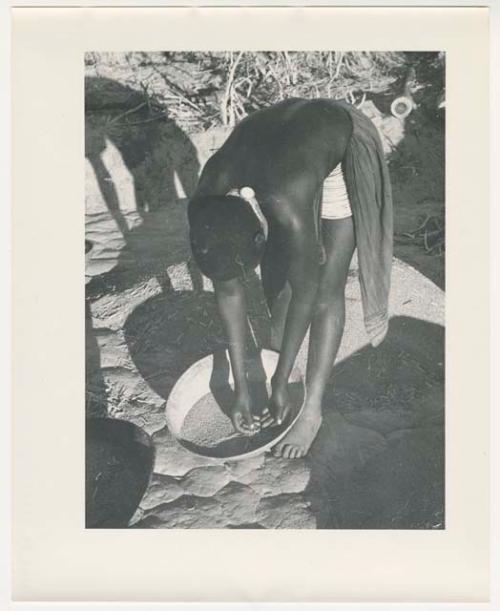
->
338, 101, 394, 347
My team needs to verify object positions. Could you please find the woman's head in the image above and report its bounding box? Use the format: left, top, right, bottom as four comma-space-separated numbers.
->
189, 194, 266, 282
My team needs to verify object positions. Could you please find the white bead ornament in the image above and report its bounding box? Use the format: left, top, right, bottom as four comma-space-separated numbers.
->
239, 186, 255, 200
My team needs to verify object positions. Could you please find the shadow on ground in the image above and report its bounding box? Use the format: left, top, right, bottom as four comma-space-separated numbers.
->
86, 418, 155, 528
84, 76, 201, 520
85, 74, 444, 529
85, 75, 200, 296
123, 270, 271, 404
306, 315, 444, 529
388, 106, 445, 291
123, 272, 444, 529
85, 74, 203, 419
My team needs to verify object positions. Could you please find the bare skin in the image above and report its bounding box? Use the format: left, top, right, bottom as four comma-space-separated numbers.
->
189, 98, 354, 448
214, 211, 321, 435
272, 217, 356, 458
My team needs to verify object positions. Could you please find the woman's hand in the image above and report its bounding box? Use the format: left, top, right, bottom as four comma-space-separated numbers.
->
231, 390, 260, 435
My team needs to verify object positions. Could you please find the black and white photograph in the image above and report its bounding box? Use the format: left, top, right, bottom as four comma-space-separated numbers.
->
84, 50, 445, 530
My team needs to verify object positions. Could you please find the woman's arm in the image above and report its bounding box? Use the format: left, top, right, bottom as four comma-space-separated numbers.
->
213, 277, 257, 434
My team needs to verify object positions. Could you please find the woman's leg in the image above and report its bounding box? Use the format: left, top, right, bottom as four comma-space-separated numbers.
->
260, 236, 292, 351
273, 217, 355, 458
304, 217, 355, 410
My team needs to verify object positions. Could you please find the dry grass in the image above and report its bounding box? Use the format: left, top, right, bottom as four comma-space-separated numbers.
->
396, 213, 445, 257
85, 51, 407, 132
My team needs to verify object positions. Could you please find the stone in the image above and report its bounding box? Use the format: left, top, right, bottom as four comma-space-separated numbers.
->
359, 100, 405, 154
332, 426, 444, 529
256, 494, 316, 529
417, 389, 445, 427
214, 481, 261, 526
95, 329, 135, 370
85, 212, 126, 280
381, 115, 405, 151
341, 408, 413, 436
152, 426, 219, 477
248, 456, 310, 497
308, 412, 388, 473
166, 262, 194, 292
102, 366, 166, 435
305, 412, 389, 528
180, 465, 231, 497
225, 453, 266, 484
139, 473, 184, 510
134, 468, 314, 529
139, 495, 227, 529
90, 278, 162, 331
341, 386, 444, 436
128, 506, 145, 526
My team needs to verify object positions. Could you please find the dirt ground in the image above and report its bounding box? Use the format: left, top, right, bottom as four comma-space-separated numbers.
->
85, 74, 445, 529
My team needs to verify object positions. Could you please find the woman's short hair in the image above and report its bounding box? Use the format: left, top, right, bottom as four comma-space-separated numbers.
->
188, 194, 266, 282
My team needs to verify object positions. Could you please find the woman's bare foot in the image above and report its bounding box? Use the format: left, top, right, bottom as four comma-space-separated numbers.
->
272, 403, 322, 459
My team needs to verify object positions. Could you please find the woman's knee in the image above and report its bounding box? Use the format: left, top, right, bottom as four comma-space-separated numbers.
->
314, 283, 346, 315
